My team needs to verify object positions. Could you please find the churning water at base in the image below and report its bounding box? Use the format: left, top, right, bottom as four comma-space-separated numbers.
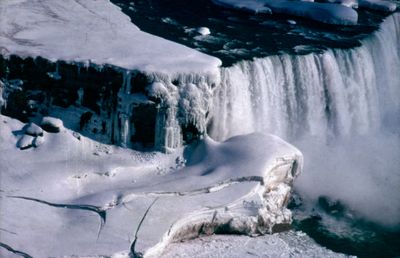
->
210, 13, 400, 257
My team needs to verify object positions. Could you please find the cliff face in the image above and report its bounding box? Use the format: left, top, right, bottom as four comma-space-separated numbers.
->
0, 56, 217, 151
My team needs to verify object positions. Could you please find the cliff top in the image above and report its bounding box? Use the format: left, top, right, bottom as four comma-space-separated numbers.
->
0, 0, 221, 77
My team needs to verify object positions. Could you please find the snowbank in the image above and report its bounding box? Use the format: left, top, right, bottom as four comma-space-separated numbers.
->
213, 0, 397, 24
265, 0, 358, 25
0, 0, 221, 76
0, 114, 302, 257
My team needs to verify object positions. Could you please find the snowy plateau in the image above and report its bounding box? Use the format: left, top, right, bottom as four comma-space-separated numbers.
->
1, 0, 400, 258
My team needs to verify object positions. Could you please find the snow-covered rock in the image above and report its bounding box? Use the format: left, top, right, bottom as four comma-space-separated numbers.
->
196, 27, 211, 36
41, 117, 63, 133
25, 122, 43, 137
16, 135, 35, 150
0, 114, 302, 258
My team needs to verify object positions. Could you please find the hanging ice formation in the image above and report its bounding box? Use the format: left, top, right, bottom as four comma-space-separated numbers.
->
113, 70, 218, 152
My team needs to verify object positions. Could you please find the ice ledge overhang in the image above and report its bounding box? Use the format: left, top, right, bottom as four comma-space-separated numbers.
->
0, 0, 222, 79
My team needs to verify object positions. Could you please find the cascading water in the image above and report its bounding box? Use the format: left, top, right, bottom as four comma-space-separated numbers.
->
211, 13, 399, 142
209, 13, 400, 257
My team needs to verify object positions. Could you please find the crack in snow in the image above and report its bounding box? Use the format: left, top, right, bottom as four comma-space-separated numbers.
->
0, 242, 33, 258
130, 198, 159, 258
0, 228, 17, 235
116, 176, 264, 206
8, 196, 107, 239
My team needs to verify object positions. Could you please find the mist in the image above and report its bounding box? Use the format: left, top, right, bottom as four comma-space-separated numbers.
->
294, 133, 400, 227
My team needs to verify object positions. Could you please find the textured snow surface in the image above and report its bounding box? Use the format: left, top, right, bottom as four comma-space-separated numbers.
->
0, 0, 221, 76
162, 231, 352, 257
0, 114, 302, 257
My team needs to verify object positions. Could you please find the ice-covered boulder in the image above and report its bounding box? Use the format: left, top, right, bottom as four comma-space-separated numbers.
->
17, 135, 35, 150
196, 27, 211, 36
41, 117, 63, 133
25, 122, 44, 137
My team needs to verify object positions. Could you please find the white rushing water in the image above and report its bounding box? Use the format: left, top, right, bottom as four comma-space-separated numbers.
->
210, 13, 400, 226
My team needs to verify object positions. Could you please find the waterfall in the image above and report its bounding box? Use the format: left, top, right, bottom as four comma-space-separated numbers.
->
209, 13, 400, 226
210, 13, 400, 143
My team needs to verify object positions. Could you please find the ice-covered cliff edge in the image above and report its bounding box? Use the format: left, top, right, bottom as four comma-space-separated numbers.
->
0, 0, 221, 75
0, 114, 302, 257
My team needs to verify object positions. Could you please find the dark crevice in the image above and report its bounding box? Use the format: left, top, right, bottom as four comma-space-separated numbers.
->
0, 242, 33, 258
130, 198, 159, 258
8, 196, 107, 238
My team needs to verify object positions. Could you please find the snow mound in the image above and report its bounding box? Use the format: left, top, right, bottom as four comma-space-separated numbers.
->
0, 114, 302, 258
16, 135, 35, 150
25, 122, 43, 137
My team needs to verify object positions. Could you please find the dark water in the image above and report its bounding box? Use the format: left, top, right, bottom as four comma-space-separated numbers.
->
112, 1, 399, 257
289, 195, 400, 257
112, 0, 386, 66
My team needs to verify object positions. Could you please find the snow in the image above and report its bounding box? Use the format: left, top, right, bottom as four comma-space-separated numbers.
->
24, 122, 43, 137
0, 114, 302, 257
162, 231, 352, 257
196, 27, 211, 36
213, 0, 359, 25
0, 0, 221, 77
16, 135, 35, 150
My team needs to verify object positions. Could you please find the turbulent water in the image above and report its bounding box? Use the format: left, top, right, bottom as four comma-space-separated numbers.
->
209, 13, 400, 257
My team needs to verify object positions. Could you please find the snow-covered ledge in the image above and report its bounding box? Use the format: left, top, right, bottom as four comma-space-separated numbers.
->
0, 115, 302, 257
0, 0, 221, 75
